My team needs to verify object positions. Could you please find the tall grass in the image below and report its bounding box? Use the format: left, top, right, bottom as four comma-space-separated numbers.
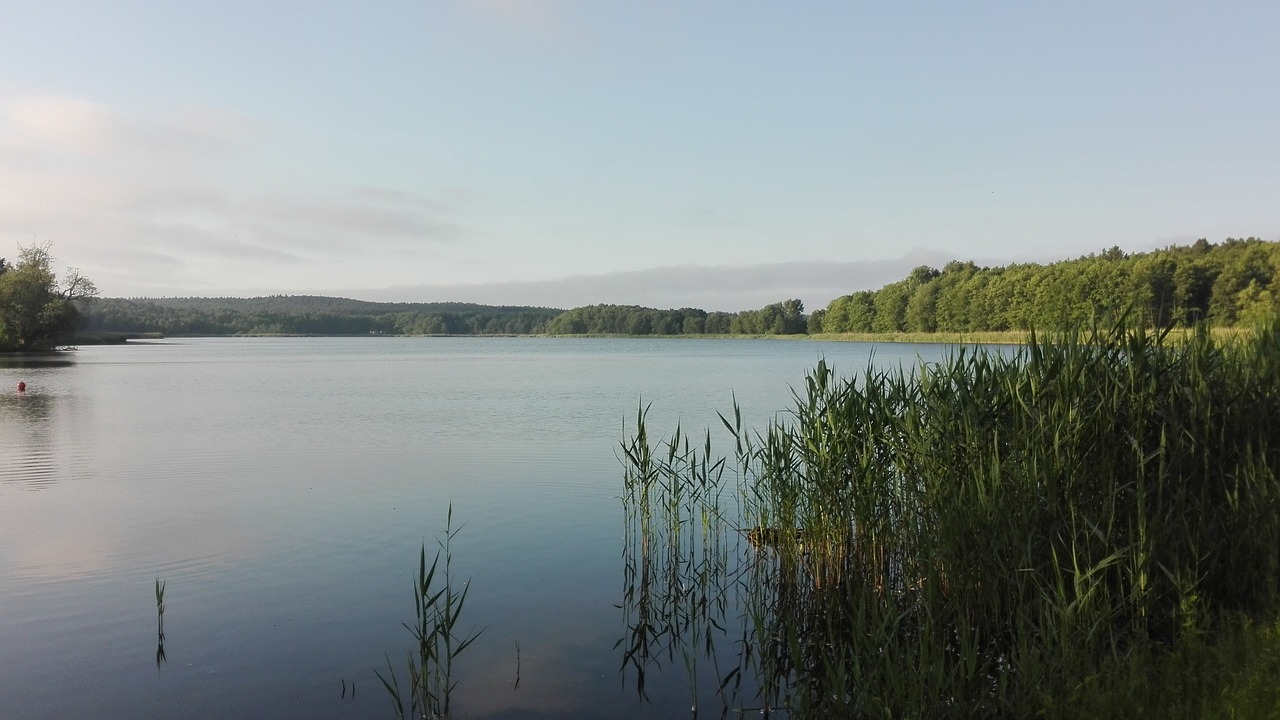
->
621, 319, 1280, 717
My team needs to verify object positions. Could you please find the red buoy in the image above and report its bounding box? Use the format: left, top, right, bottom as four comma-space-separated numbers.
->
16, 381, 25, 393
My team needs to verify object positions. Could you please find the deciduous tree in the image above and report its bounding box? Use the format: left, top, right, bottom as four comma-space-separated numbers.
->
0, 243, 97, 351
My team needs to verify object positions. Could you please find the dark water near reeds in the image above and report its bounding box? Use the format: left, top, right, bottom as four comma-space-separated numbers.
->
0, 337, 957, 719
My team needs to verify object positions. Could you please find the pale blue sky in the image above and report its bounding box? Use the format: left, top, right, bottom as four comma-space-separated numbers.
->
1, 1, 1276, 309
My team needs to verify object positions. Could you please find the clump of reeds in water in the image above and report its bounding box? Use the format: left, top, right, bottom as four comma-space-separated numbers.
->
619, 406, 740, 712
622, 317, 1280, 718
378, 506, 483, 720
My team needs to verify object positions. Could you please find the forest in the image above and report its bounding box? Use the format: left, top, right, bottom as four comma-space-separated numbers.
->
76, 293, 812, 338
543, 299, 807, 336
77, 296, 563, 337
814, 237, 1279, 334
70, 237, 1279, 339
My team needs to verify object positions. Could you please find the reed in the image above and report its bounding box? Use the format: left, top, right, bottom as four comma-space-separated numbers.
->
377, 506, 483, 720
155, 578, 166, 670
619, 404, 741, 712
622, 316, 1280, 717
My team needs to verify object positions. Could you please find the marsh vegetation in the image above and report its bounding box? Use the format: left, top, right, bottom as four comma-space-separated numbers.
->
621, 320, 1280, 717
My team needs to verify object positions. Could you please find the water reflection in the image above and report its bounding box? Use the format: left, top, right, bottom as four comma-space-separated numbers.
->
0, 389, 54, 420
155, 579, 166, 670
618, 421, 759, 718
0, 356, 76, 370
0, 391, 58, 489
619, 416, 883, 718
0, 337, 934, 719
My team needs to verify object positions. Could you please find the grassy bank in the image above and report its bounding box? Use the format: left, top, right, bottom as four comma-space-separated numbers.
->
810, 329, 1032, 344
622, 319, 1280, 717
1040, 613, 1280, 719
812, 326, 1253, 345
555, 327, 1251, 344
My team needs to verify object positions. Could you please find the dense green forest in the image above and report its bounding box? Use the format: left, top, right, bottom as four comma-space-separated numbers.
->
543, 299, 807, 336
77, 296, 563, 336
72, 238, 1279, 338
77, 294, 813, 338
815, 237, 1280, 333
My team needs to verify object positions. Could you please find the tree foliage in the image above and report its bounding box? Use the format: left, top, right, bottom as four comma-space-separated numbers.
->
815, 238, 1280, 333
79, 296, 561, 337
0, 243, 98, 351
543, 300, 806, 336
69, 237, 1280, 340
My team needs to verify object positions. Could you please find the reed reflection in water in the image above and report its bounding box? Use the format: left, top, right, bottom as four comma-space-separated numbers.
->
619, 407, 774, 718
618, 408, 873, 718
155, 579, 166, 670
619, 323, 1280, 719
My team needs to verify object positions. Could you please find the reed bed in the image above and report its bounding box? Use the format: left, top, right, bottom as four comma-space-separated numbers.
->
621, 318, 1280, 718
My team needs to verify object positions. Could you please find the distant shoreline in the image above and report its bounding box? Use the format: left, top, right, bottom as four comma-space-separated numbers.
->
62, 327, 1244, 347
66, 330, 1030, 344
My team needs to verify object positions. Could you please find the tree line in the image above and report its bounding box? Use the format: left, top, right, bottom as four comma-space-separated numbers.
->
73, 237, 1280, 339
8, 237, 1278, 349
77, 296, 562, 337
543, 299, 807, 336
75, 296, 811, 338
814, 237, 1280, 334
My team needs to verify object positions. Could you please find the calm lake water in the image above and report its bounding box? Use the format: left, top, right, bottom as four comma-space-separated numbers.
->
0, 337, 960, 719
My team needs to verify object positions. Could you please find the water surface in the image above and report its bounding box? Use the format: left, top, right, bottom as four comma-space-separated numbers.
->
0, 337, 957, 719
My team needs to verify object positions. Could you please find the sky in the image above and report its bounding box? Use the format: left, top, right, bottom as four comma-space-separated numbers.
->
1, 1, 1277, 311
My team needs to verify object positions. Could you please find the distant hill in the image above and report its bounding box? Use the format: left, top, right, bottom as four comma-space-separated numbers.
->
78, 296, 564, 336
131, 295, 560, 316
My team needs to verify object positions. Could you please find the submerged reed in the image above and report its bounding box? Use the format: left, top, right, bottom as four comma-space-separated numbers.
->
621, 318, 1280, 717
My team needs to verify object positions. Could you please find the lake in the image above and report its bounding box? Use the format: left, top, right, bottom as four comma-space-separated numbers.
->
0, 337, 958, 719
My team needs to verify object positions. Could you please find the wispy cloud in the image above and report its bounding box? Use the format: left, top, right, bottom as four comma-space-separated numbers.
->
241, 193, 460, 249
1, 96, 254, 181
0, 94, 464, 295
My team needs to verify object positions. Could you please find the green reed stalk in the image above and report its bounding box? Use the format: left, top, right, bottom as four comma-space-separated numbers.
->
377, 505, 483, 720
622, 315, 1280, 718
620, 404, 737, 711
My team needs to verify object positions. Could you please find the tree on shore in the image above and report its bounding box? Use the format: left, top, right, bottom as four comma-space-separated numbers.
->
0, 243, 98, 351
